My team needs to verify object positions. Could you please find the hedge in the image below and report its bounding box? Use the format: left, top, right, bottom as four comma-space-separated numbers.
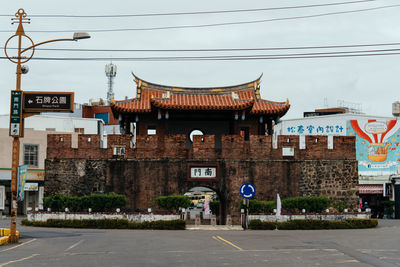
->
249, 219, 378, 230
282, 196, 331, 213
153, 195, 190, 212
21, 219, 186, 230
43, 193, 127, 212
239, 196, 330, 214
239, 200, 276, 213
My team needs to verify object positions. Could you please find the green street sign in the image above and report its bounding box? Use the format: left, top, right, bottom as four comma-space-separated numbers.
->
9, 90, 22, 136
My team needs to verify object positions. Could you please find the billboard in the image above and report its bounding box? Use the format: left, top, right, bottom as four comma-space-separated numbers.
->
282, 120, 346, 135
347, 120, 400, 175
0, 186, 4, 210
17, 164, 28, 202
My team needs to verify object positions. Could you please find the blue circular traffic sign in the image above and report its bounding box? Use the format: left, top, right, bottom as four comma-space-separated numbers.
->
240, 183, 256, 199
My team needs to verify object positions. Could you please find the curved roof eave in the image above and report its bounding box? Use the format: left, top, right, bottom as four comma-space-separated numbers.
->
131, 72, 263, 92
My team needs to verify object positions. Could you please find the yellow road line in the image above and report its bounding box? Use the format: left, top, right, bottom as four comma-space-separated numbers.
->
213, 235, 243, 251
0, 239, 37, 253
0, 253, 39, 267
241, 249, 319, 252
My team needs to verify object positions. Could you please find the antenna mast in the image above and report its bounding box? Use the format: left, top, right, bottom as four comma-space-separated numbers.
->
105, 62, 117, 104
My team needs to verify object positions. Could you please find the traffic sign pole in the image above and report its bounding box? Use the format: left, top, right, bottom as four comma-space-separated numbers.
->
240, 183, 256, 230
245, 199, 249, 230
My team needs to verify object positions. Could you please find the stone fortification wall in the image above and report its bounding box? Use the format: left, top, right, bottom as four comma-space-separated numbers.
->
45, 134, 358, 224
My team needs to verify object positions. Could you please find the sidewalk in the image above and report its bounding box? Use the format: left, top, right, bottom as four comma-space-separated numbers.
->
0, 216, 26, 229
186, 225, 243, 230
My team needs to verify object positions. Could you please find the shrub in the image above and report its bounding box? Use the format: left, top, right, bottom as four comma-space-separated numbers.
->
128, 220, 185, 230
209, 200, 219, 216
239, 199, 276, 213
154, 195, 190, 212
282, 196, 331, 213
332, 201, 348, 212
382, 201, 395, 217
248, 219, 378, 230
346, 219, 378, 229
44, 194, 67, 212
248, 219, 277, 230
22, 219, 185, 230
43, 193, 127, 212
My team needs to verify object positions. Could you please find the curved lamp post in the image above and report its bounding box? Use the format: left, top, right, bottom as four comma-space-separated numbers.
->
4, 8, 90, 243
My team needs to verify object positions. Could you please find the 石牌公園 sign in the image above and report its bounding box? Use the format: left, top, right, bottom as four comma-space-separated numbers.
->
23, 91, 74, 113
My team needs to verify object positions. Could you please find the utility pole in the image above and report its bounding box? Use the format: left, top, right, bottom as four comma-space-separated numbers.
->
4, 8, 90, 243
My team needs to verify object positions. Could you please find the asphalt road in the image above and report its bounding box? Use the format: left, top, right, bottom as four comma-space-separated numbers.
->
1, 218, 400, 267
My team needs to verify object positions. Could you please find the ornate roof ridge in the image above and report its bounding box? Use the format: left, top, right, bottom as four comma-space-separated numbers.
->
257, 98, 290, 105
112, 98, 138, 104
132, 72, 262, 93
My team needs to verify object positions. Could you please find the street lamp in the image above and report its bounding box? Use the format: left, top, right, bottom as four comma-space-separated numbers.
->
4, 8, 90, 243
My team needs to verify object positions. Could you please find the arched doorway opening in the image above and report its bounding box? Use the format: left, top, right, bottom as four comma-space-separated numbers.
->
184, 186, 223, 224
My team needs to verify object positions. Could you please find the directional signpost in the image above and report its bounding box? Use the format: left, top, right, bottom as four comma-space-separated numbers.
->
240, 182, 256, 230
23, 91, 74, 113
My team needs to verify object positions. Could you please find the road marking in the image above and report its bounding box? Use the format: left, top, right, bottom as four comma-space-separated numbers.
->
0, 253, 39, 267
0, 239, 37, 253
65, 239, 85, 252
336, 259, 360, 263
213, 236, 243, 251
65, 251, 114, 256
242, 249, 319, 252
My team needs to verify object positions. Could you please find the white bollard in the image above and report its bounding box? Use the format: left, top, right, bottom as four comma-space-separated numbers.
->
211, 215, 217, 226
226, 215, 232, 226
195, 214, 201, 226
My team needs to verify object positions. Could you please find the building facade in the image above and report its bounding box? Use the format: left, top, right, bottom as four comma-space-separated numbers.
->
275, 113, 400, 217
44, 75, 359, 224
0, 115, 104, 215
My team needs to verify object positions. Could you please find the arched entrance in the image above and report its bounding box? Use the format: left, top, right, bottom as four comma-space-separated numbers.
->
183, 185, 227, 225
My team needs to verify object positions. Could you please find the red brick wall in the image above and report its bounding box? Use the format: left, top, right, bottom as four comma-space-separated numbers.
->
47, 134, 356, 161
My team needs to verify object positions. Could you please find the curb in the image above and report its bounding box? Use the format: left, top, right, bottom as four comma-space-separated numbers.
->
186, 225, 243, 231
0, 228, 20, 245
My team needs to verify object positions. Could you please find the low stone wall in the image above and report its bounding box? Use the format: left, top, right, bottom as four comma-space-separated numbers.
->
27, 212, 181, 222
248, 213, 371, 222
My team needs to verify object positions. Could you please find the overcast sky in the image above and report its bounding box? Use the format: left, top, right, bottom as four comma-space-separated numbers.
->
1, 0, 400, 119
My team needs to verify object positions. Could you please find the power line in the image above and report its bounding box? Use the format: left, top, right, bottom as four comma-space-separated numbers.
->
2, 48, 400, 61
3, 42, 400, 53
0, 3, 398, 33
0, 0, 376, 18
